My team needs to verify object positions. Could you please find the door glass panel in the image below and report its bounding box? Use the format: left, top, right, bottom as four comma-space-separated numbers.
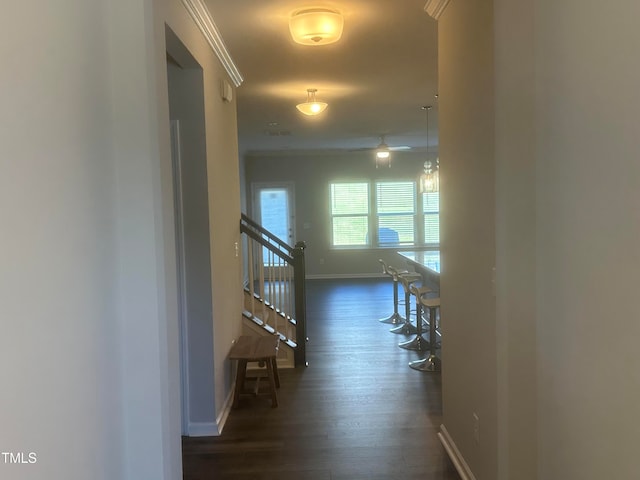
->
259, 188, 290, 245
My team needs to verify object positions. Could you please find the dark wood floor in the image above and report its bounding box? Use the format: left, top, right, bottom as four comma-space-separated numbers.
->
182, 278, 459, 480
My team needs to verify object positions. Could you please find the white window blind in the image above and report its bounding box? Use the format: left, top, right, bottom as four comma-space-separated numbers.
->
330, 182, 369, 246
376, 181, 415, 245
329, 180, 440, 248
422, 192, 440, 244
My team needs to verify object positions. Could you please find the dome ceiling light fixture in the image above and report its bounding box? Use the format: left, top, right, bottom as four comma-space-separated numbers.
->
289, 7, 344, 45
296, 88, 328, 116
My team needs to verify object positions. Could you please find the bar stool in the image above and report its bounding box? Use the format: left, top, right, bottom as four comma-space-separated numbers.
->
398, 283, 434, 351
377, 259, 409, 325
390, 271, 422, 335
409, 296, 441, 372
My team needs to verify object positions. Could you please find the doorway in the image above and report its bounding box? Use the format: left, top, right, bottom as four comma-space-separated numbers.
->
166, 26, 216, 437
252, 182, 295, 253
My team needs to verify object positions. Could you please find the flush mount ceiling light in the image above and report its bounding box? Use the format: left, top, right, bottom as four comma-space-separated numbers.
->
289, 7, 344, 45
296, 89, 328, 116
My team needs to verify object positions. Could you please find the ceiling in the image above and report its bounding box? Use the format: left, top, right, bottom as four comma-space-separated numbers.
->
204, 0, 439, 157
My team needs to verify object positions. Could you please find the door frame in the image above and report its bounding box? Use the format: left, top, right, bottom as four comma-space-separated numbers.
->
251, 182, 296, 247
170, 119, 191, 436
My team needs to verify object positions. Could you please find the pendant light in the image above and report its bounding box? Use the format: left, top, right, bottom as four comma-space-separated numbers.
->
419, 105, 439, 193
296, 88, 328, 116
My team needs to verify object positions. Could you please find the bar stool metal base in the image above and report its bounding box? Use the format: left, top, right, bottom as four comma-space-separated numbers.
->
389, 321, 417, 335
409, 354, 441, 372
398, 335, 430, 351
378, 312, 405, 325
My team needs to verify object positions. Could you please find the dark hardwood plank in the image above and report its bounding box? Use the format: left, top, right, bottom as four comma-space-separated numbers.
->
182, 278, 459, 480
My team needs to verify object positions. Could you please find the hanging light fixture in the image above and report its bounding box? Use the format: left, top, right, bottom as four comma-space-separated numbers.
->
289, 7, 344, 45
420, 158, 440, 193
296, 88, 328, 116
375, 136, 391, 168
419, 105, 440, 193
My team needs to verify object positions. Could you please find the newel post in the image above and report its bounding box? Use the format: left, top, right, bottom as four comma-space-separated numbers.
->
292, 241, 307, 367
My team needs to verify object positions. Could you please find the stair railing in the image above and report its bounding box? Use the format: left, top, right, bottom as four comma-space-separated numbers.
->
240, 214, 307, 367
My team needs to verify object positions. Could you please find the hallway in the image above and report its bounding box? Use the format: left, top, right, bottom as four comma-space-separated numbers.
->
182, 278, 459, 479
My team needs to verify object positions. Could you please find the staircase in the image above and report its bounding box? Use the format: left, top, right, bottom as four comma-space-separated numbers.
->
240, 214, 307, 367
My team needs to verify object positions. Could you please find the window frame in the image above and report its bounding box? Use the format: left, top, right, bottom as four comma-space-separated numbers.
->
421, 191, 440, 246
375, 180, 417, 247
329, 181, 371, 248
328, 179, 440, 249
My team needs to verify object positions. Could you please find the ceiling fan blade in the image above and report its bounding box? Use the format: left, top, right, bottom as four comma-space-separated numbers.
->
347, 136, 412, 153
347, 147, 375, 152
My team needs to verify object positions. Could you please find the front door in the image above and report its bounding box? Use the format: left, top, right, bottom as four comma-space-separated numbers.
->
253, 183, 295, 253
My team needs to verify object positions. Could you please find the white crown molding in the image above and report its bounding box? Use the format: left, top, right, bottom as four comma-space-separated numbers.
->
424, 0, 452, 20
181, 0, 244, 87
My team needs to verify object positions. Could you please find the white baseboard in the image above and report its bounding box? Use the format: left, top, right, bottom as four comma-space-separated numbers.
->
187, 390, 234, 437
215, 389, 234, 435
187, 421, 219, 437
438, 424, 477, 480
306, 273, 385, 280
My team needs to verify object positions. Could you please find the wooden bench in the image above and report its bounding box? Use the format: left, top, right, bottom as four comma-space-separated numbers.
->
229, 335, 280, 408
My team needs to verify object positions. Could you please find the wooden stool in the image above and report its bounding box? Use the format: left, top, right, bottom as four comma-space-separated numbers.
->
229, 335, 280, 408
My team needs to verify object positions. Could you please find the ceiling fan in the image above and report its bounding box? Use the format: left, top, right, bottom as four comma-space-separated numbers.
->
349, 135, 411, 168
350, 135, 412, 157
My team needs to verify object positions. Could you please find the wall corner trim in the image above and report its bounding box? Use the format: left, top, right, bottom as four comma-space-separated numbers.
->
181, 0, 244, 87
186, 392, 234, 437
438, 424, 478, 480
424, 0, 452, 20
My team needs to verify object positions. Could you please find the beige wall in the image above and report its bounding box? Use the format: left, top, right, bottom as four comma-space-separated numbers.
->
440, 0, 640, 479
1, 0, 243, 478
536, 1, 640, 478
1, 1, 123, 478
245, 151, 431, 277
438, 0, 498, 478
494, 0, 537, 478
108, 0, 182, 475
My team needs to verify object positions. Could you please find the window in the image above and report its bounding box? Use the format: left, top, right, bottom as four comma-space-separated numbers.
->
376, 181, 415, 245
422, 192, 440, 244
329, 180, 440, 248
330, 182, 369, 246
